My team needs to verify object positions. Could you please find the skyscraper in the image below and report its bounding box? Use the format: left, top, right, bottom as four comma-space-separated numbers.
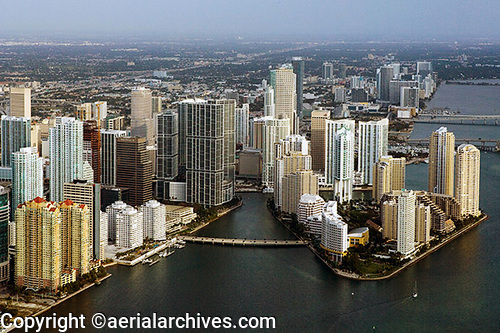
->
322, 62, 333, 81
152, 96, 162, 115
455, 144, 480, 217
310, 110, 330, 172
428, 127, 455, 196
9, 87, 31, 118
281, 170, 319, 215
373, 156, 406, 202
271, 65, 298, 134
262, 118, 290, 189
325, 124, 355, 203
106, 201, 128, 243
320, 201, 348, 262
292, 57, 304, 119
156, 110, 179, 199
83, 120, 101, 183
130, 88, 154, 145
389, 80, 418, 105
140, 200, 166, 241
15, 197, 62, 291
417, 61, 433, 78
0, 187, 9, 285
100, 129, 127, 186
263, 86, 275, 117
358, 118, 389, 185
116, 137, 153, 207
400, 87, 420, 108
183, 99, 236, 206
1, 115, 31, 167
63, 180, 101, 260
11, 147, 43, 219
116, 206, 143, 249
397, 190, 416, 256
49, 117, 84, 202
376, 66, 394, 102
235, 103, 249, 148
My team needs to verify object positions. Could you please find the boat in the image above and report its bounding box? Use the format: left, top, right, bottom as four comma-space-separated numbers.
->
412, 281, 418, 298
149, 259, 160, 266
142, 258, 153, 264
162, 250, 175, 258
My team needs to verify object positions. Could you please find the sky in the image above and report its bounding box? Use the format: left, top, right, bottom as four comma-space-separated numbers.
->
1, 0, 499, 41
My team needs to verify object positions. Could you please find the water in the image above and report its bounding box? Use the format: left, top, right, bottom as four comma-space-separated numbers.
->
44, 84, 500, 332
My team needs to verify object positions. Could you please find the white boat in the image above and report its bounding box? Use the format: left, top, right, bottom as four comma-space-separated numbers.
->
142, 258, 153, 264
412, 281, 418, 298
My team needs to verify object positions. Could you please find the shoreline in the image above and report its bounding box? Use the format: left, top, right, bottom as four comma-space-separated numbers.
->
188, 200, 243, 234
269, 204, 490, 281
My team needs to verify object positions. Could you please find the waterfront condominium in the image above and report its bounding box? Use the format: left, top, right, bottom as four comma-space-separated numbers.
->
105, 201, 128, 243
310, 110, 330, 172
140, 200, 166, 241
59, 199, 90, 275
116, 206, 143, 249
281, 170, 319, 215
11, 147, 43, 219
320, 201, 348, 263
235, 103, 250, 148
100, 129, 127, 186
0, 187, 9, 286
428, 127, 455, 196
156, 110, 179, 199
15, 197, 62, 291
455, 144, 480, 217
130, 87, 154, 145
262, 117, 290, 189
325, 123, 355, 203
1, 115, 31, 167
372, 155, 406, 202
9, 87, 31, 118
270, 65, 298, 134
63, 180, 101, 260
49, 117, 84, 202
357, 118, 389, 185
116, 137, 153, 207
297, 194, 325, 226
397, 189, 416, 257
183, 99, 236, 207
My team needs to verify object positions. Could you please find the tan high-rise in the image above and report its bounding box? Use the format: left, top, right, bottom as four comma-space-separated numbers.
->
311, 110, 330, 171
60, 200, 90, 275
9, 87, 31, 118
455, 144, 480, 217
273, 66, 297, 134
428, 127, 455, 196
372, 155, 406, 202
281, 170, 319, 214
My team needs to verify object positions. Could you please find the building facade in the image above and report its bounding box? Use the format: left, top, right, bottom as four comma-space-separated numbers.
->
455, 144, 480, 217
428, 127, 455, 196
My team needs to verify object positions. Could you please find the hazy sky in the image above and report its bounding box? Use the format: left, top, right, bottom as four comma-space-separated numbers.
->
1, 0, 498, 40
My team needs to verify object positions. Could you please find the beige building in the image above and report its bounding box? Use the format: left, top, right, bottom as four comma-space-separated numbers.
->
282, 170, 319, 214
164, 205, 197, 225
273, 66, 298, 134
15, 197, 62, 291
130, 88, 154, 145
9, 87, 31, 118
76, 103, 93, 121
60, 200, 90, 275
372, 155, 406, 202
251, 117, 266, 150
455, 144, 480, 217
238, 149, 262, 179
310, 110, 330, 171
428, 127, 455, 196
297, 194, 325, 225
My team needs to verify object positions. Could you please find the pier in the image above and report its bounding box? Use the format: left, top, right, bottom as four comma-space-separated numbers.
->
414, 114, 500, 126
178, 235, 307, 247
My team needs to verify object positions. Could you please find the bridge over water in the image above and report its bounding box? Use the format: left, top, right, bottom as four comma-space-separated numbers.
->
414, 114, 500, 126
407, 138, 500, 152
178, 235, 308, 247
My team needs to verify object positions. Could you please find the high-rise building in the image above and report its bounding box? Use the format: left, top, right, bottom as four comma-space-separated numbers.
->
455, 144, 480, 217
106, 201, 128, 243
310, 110, 330, 172
15, 197, 61, 291
350, 76, 363, 89
417, 61, 433, 78
428, 127, 455, 196
9, 87, 31, 118
76, 103, 93, 121
325, 122, 355, 202
263, 86, 276, 117
130, 88, 154, 145
235, 103, 250, 148
59, 199, 90, 275
334, 87, 346, 103
251, 117, 266, 149
63, 180, 101, 260
400, 87, 420, 108
156, 110, 179, 199
83, 120, 101, 183
373, 156, 406, 202
320, 201, 348, 262
116, 137, 153, 207
281, 170, 319, 215
358, 118, 389, 185
180, 99, 235, 207
100, 129, 127, 186
1, 115, 31, 167
376, 66, 394, 102
271, 65, 298, 134
0, 187, 9, 285
292, 57, 304, 118
397, 190, 416, 256
152, 96, 162, 115
322, 62, 333, 81
140, 200, 166, 241
389, 80, 418, 105
116, 206, 143, 249
338, 64, 347, 79
11, 147, 43, 219
49, 117, 84, 202
297, 194, 325, 226
262, 118, 290, 189
99, 212, 108, 261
